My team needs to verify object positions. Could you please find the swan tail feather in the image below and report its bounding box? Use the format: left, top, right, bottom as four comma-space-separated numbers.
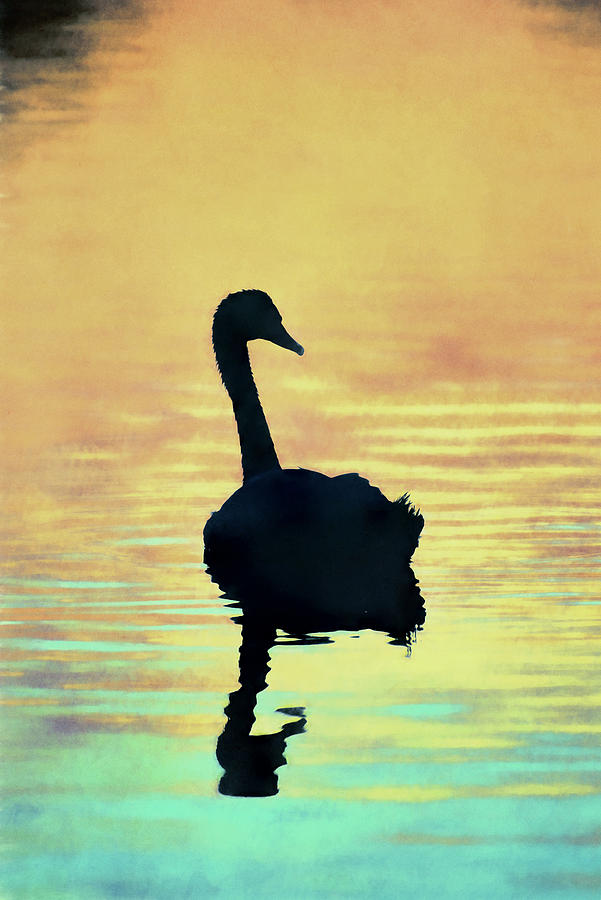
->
393, 492, 425, 541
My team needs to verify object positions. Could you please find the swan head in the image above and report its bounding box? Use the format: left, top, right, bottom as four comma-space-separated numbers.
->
214, 289, 304, 355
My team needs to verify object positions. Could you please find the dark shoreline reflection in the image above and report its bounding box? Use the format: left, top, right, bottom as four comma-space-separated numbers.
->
1, 0, 141, 125
209, 555, 425, 797
2, 1, 135, 59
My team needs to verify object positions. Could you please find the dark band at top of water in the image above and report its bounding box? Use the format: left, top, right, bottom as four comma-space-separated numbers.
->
1, 0, 140, 126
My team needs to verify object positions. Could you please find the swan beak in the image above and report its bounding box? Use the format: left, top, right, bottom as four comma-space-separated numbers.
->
271, 325, 304, 356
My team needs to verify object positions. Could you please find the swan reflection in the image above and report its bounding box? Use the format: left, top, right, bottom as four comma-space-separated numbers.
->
212, 571, 425, 798
216, 619, 307, 798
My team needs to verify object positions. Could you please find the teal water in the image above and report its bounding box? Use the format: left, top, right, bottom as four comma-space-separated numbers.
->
2, 413, 600, 898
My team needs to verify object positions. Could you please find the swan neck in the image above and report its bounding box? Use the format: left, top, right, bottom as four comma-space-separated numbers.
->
213, 319, 281, 482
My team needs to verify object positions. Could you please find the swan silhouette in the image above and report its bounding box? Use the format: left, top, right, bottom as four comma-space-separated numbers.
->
203, 289, 424, 635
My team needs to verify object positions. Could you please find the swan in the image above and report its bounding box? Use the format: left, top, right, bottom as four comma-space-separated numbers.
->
203, 289, 424, 631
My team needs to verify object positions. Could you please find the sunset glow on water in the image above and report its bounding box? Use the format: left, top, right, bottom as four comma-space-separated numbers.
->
1, 1, 600, 897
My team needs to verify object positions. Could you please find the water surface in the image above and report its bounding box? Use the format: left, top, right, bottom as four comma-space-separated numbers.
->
2, 2, 600, 897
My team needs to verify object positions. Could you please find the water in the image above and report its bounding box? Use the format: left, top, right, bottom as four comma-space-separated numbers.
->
2, 2, 601, 897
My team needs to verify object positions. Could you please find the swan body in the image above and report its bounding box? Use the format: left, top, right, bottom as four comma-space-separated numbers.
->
203, 289, 424, 634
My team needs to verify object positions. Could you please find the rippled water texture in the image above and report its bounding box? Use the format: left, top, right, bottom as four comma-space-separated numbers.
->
2, 1, 601, 897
